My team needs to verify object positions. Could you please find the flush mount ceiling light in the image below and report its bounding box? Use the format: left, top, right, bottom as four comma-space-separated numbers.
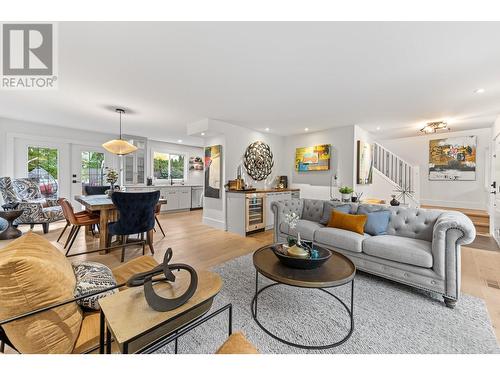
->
474, 88, 485, 94
304, 127, 309, 132
102, 108, 138, 155
420, 121, 448, 134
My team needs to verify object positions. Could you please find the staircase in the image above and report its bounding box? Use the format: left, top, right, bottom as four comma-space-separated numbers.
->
372, 142, 419, 205
421, 205, 490, 235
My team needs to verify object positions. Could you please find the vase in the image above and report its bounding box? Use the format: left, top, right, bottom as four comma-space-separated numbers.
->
341, 193, 351, 202
287, 244, 309, 258
390, 196, 400, 206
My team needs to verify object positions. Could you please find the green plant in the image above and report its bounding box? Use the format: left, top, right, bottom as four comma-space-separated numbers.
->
105, 167, 119, 186
339, 186, 353, 194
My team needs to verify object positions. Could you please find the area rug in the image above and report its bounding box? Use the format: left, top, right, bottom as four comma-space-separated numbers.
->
156, 253, 500, 354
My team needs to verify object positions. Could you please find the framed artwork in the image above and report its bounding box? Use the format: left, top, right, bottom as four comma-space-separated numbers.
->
295, 144, 331, 172
428, 136, 477, 181
357, 140, 373, 184
204, 145, 222, 198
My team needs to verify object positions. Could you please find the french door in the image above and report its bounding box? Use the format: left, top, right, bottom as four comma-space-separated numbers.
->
70, 145, 109, 206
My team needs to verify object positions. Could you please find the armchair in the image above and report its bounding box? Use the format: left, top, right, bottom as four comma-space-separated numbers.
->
0, 177, 64, 233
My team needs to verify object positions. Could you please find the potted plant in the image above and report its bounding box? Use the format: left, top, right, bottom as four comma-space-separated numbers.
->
339, 186, 354, 202
105, 167, 119, 196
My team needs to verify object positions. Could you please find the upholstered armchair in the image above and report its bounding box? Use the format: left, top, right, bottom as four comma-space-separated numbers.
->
0, 177, 64, 233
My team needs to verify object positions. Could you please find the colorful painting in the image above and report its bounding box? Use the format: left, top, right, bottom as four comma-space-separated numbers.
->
357, 140, 373, 184
429, 136, 477, 181
295, 144, 331, 172
204, 145, 222, 198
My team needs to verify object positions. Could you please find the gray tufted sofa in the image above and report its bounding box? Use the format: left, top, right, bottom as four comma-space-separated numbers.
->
271, 199, 476, 308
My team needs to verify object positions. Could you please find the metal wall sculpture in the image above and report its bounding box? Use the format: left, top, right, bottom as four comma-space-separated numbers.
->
244, 141, 274, 181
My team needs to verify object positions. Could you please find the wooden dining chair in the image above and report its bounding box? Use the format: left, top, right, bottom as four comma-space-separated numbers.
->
154, 203, 166, 237
58, 198, 101, 256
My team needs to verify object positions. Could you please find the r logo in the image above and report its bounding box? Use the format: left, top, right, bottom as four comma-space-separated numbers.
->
2, 24, 53, 76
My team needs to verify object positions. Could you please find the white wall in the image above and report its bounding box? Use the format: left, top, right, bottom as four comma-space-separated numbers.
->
148, 140, 204, 186
379, 128, 491, 210
201, 120, 288, 229
285, 125, 355, 200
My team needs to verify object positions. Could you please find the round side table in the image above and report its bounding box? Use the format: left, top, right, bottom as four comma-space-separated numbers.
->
0, 210, 23, 240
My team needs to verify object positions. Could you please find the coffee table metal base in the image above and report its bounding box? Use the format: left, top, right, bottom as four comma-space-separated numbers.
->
251, 271, 354, 350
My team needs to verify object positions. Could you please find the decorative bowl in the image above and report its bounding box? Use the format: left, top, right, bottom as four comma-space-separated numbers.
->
271, 243, 332, 270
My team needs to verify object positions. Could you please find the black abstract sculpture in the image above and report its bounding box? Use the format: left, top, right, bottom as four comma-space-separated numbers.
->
244, 141, 274, 181
127, 248, 198, 312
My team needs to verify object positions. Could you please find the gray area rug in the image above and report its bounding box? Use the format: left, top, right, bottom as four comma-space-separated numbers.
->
156, 254, 500, 354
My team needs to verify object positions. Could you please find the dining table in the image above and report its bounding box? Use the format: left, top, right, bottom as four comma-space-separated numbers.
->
74, 194, 167, 250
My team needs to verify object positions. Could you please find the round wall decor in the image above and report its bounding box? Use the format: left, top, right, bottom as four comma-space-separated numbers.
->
244, 141, 274, 181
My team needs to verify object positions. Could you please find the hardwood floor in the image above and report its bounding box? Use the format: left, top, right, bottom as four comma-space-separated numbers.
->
1, 209, 499, 345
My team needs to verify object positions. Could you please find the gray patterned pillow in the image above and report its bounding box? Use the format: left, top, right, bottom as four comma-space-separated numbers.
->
72, 261, 118, 310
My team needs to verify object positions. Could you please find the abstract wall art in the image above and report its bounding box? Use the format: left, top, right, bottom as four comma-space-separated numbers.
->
204, 145, 222, 198
428, 136, 477, 181
357, 140, 373, 184
295, 144, 330, 172
244, 141, 274, 181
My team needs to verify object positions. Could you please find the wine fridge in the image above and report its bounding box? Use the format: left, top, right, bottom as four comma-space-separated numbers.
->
245, 193, 266, 233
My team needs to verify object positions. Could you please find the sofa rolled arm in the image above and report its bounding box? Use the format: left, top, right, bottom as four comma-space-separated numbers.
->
431, 211, 476, 301
271, 199, 303, 242
14, 202, 47, 224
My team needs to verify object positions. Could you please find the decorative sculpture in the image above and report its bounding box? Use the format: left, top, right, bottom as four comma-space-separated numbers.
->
243, 141, 274, 181
127, 248, 198, 312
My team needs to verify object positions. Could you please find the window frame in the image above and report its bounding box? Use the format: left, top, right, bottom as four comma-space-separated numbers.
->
151, 150, 187, 183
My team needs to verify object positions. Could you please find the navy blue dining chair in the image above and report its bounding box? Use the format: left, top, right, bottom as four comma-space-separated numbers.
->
108, 191, 160, 262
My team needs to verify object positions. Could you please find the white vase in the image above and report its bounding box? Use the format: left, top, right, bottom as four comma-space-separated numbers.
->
341, 193, 351, 202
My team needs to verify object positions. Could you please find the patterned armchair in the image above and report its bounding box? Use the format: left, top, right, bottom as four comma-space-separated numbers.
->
0, 177, 64, 233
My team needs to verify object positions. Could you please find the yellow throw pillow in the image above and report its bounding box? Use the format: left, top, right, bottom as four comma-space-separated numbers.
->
0, 232, 83, 353
327, 210, 367, 235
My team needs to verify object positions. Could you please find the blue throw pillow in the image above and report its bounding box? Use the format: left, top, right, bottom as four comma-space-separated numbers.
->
357, 206, 391, 235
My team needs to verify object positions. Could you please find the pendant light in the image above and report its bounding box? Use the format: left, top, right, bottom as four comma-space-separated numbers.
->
102, 108, 138, 155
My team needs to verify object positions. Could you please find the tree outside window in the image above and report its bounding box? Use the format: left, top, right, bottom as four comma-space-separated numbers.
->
153, 152, 185, 181
27, 146, 59, 198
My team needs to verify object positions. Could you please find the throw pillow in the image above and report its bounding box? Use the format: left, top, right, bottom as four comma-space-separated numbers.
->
357, 206, 391, 236
327, 210, 367, 235
320, 203, 351, 225
72, 261, 118, 310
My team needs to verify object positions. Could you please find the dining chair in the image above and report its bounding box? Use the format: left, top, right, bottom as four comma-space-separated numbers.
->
108, 191, 160, 262
58, 198, 101, 256
154, 203, 166, 237
83, 185, 118, 196
56, 198, 98, 243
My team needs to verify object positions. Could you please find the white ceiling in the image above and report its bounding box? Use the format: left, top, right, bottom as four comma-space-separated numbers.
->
1, 22, 500, 145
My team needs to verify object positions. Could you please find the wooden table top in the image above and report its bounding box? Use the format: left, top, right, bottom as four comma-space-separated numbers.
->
253, 245, 356, 288
99, 270, 222, 345
75, 194, 167, 211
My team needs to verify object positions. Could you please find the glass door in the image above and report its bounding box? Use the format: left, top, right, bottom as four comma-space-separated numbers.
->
71, 145, 107, 206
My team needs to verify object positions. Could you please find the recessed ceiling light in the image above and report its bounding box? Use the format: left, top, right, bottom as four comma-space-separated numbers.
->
265, 128, 270, 132
201, 132, 205, 136
376, 126, 381, 131
474, 88, 485, 94
304, 128, 309, 132
177, 139, 183, 143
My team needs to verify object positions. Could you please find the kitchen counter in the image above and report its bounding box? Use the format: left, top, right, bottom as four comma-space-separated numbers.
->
124, 184, 203, 188
226, 188, 299, 194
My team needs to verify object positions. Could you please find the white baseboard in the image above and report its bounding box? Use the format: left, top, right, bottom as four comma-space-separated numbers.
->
202, 216, 226, 230
419, 199, 487, 210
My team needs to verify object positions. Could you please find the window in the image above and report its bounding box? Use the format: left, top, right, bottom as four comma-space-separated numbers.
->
27, 146, 59, 198
153, 152, 185, 181
81, 151, 105, 186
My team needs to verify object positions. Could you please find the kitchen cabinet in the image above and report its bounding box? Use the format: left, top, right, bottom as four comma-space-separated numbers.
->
124, 185, 198, 212
122, 136, 147, 185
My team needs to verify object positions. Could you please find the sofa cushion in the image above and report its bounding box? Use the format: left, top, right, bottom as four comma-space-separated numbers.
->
0, 232, 83, 353
319, 202, 352, 225
279, 219, 323, 241
301, 199, 325, 222
327, 210, 367, 235
358, 206, 391, 236
112, 255, 159, 286
362, 235, 433, 268
314, 227, 371, 252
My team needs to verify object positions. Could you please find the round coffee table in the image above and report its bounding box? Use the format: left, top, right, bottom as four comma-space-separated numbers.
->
0, 210, 23, 240
251, 244, 356, 349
